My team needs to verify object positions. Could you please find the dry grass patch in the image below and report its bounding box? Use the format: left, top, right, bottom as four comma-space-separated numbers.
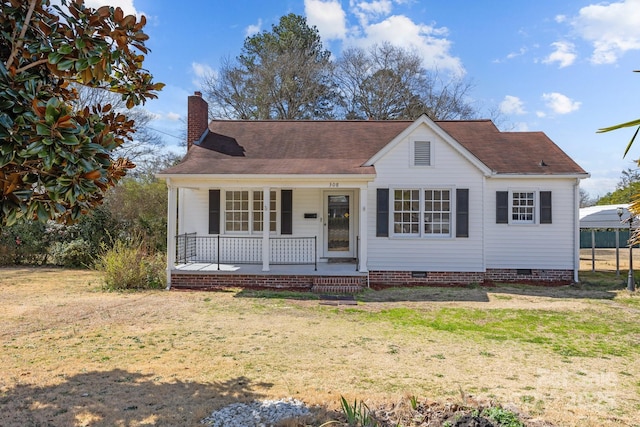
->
1, 267, 639, 426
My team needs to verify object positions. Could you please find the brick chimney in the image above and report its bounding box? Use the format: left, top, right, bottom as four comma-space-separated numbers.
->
187, 91, 208, 150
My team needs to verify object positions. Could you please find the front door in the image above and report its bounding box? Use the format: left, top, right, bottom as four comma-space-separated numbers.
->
324, 192, 354, 258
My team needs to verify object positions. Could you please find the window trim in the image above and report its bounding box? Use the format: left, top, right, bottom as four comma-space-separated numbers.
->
510, 190, 536, 224
391, 186, 454, 238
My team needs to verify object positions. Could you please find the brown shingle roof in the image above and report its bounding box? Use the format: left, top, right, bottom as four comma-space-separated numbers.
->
159, 118, 587, 176
438, 120, 586, 175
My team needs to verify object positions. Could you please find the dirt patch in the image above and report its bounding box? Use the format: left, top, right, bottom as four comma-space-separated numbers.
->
580, 247, 640, 272
1, 267, 639, 426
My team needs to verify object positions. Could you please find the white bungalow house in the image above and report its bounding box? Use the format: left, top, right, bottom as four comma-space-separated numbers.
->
157, 92, 589, 291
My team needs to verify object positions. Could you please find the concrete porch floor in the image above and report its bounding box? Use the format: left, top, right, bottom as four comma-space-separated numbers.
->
173, 261, 365, 276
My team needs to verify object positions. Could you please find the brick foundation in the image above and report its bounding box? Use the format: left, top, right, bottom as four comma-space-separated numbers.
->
484, 268, 573, 285
170, 268, 574, 292
170, 272, 316, 291
368, 268, 573, 288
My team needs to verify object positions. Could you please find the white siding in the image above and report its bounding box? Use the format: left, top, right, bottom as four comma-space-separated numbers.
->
291, 188, 322, 238
367, 123, 485, 272
180, 189, 209, 235
484, 178, 577, 269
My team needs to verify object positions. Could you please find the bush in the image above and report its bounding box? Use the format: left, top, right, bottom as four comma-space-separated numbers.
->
95, 239, 166, 290
0, 220, 49, 265
49, 239, 94, 267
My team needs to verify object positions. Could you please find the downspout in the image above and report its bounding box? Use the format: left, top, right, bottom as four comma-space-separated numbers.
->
574, 179, 580, 283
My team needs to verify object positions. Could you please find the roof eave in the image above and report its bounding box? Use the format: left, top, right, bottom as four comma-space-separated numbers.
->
156, 173, 377, 181
489, 172, 590, 179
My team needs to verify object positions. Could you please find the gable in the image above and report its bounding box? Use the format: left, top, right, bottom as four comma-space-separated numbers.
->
365, 115, 492, 176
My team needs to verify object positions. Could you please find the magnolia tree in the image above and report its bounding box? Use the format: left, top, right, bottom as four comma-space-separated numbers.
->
0, 0, 163, 227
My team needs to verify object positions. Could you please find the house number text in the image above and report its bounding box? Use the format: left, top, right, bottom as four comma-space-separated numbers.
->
329, 182, 340, 188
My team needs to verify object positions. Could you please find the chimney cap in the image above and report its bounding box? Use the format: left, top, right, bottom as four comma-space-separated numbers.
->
194, 91, 202, 97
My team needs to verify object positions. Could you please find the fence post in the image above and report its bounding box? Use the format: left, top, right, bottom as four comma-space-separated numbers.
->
183, 233, 188, 263
217, 234, 220, 271
591, 229, 595, 272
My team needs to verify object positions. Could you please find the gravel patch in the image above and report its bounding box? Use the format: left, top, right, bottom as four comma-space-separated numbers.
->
201, 398, 311, 427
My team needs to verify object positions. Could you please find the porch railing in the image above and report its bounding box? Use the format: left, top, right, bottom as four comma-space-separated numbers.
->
175, 233, 317, 270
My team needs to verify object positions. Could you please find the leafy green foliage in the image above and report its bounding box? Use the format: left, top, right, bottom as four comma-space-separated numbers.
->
95, 238, 165, 290
596, 168, 640, 204
104, 177, 167, 252
481, 407, 525, 427
0, 218, 48, 264
0, 0, 163, 227
597, 181, 640, 204
339, 396, 378, 427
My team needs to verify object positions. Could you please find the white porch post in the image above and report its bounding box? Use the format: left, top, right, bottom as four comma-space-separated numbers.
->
359, 186, 368, 272
166, 180, 178, 289
262, 187, 270, 272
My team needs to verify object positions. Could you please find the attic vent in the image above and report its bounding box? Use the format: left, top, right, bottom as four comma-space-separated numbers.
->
414, 141, 431, 166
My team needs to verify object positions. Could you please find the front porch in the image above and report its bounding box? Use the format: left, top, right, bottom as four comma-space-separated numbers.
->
165, 180, 373, 291
170, 262, 367, 293
168, 233, 367, 292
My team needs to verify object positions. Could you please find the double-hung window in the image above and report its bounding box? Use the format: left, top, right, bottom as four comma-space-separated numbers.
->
424, 190, 451, 234
225, 191, 249, 232
393, 189, 420, 234
511, 191, 535, 223
253, 190, 277, 232
393, 188, 451, 237
224, 190, 277, 233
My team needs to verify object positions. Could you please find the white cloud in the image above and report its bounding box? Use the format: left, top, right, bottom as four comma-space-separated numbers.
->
543, 41, 577, 68
542, 92, 581, 114
83, 0, 137, 16
571, 0, 640, 64
191, 62, 214, 88
499, 95, 526, 115
536, 111, 546, 118
305, 0, 347, 41
192, 62, 213, 78
555, 14, 567, 24
165, 112, 181, 121
506, 47, 527, 59
350, 0, 393, 26
245, 19, 262, 38
354, 15, 463, 74
305, 0, 463, 74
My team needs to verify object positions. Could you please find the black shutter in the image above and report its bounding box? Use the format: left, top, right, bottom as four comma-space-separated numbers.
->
376, 189, 389, 237
456, 189, 469, 237
540, 191, 552, 224
281, 189, 293, 235
208, 190, 220, 234
496, 191, 508, 224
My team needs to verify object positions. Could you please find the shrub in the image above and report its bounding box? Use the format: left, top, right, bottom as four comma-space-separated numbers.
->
95, 239, 166, 290
49, 239, 94, 267
0, 220, 49, 265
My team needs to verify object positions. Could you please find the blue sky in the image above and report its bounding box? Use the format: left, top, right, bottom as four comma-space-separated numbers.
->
86, 0, 640, 198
